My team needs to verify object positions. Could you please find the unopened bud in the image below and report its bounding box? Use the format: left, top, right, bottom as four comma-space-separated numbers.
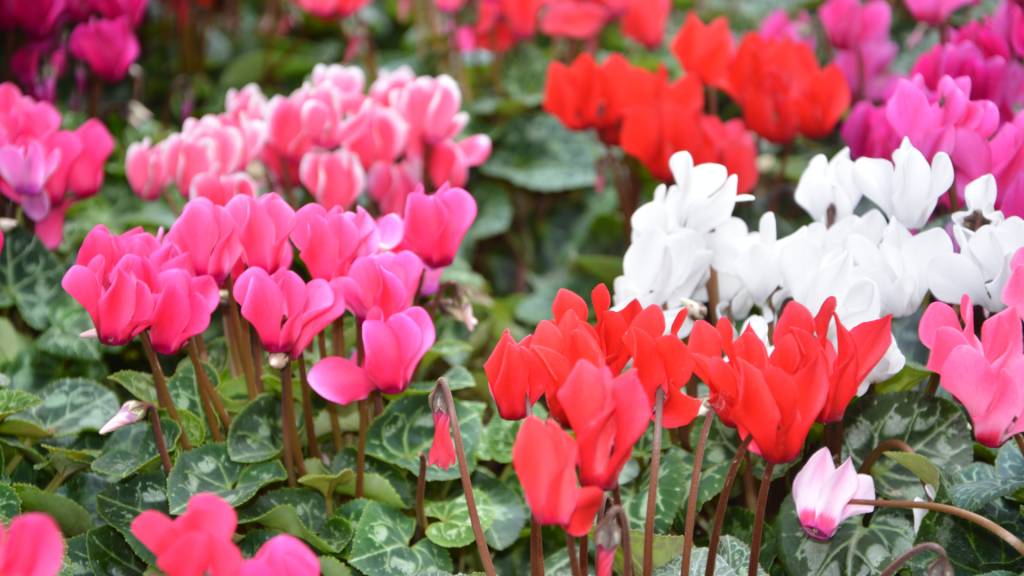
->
99, 400, 149, 435
268, 353, 289, 370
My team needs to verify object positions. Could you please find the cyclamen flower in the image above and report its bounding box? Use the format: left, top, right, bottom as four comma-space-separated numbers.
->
1003, 248, 1024, 316
292, 0, 371, 18
904, 0, 978, 24
166, 197, 243, 285
793, 447, 875, 541
853, 137, 954, 229
299, 148, 365, 210
794, 148, 860, 224
337, 250, 424, 319
400, 183, 477, 269
484, 330, 547, 420
0, 513, 64, 576
428, 411, 456, 469
69, 16, 140, 81
225, 193, 295, 274
148, 268, 219, 355
671, 14, 734, 90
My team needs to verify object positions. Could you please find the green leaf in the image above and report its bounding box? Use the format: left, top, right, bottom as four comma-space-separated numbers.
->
884, 451, 941, 490
238, 488, 353, 553
26, 378, 119, 437
466, 182, 513, 241
476, 416, 518, 464
620, 532, 683, 575
61, 533, 90, 576
0, 483, 21, 521
37, 304, 101, 361
42, 444, 98, 477
91, 418, 181, 481
107, 371, 156, 403
364, 396, 485, 481
0, 229, 63, 330
298, 458, 355, 501
409, 365, 476, 393
649, 541, 768, 576
0, 388, 42, 419
348, 501, 453, 576
474, 472, 527, 552
623, 446, 687, 532
776, 495, 913, 576
96, 472, 168, 562
330, 449, 410, 507
166, 443, 287, 514
320, 556, 353, 576
228, 394, 284, 463
844, 392, 972, 499
480, 114, 601, 193
14, 483, 91, 536
86, 525, 146, 576
873, 362, 931, 393
176, 408, 207, 447
167, 358, 210, 415
424, 492, 497, 548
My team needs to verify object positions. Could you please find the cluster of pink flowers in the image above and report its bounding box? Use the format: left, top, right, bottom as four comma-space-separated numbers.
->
0, 82, 114, 249
126, 64, 491, 217
1, 0, 145, 99
835, 0, 1024, 217
131, 492, 319, 576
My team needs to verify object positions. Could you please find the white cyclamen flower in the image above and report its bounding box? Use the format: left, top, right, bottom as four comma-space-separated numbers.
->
794, 148, 860, 224
854, 137, 954, 229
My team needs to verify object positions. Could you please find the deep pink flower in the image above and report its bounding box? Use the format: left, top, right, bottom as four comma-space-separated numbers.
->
131, 493, 243, 576
298, 148, 365, 210
89, 0, 148, 25
428, 411, 456, 469
240, 535, 319, 576
759, 9, 816, 47
0, 141, 61, 220
368, 159, 420, 214
842, 101, 901, 158
400, 183, 476, 268
166, 197, 242, 285
427, 135, 491, 188
225, 193, 295, 274
62, 253, 159, 346
232, 267, 346, 358
7, 0, 65, 36
291, 204, 388, 280
148, 268, 219, 355
308, 306, 434, 404
0, 513, 64, 576
793, 447, 875, 541
62, 119, 114, 199
1004, 248, 1024, 316
292, 0, 370, 18
392, 75, 467, 150
913, 39, 1024, 121
189, 172, 257, 205
125, 139, 169, 200
904, 0, 977, 24
434, 0, 467, 12
340, 100, 408, 167
919, 295, 1024, 447
336, 250, 424, 319
69, 16, 140, 82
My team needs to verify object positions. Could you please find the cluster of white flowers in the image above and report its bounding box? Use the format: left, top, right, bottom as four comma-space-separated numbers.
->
615, 137, 1024, 385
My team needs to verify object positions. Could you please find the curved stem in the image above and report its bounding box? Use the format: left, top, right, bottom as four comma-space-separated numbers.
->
613, 486, 634, 576
706, 268, 720, 325
858, 439, 914, 475
225, 280, 257, 400
748, 462, 774, 576
438, 378, 496, 576
415, 453, 428, 540
681, 410, 713, 576
188, 339, 230, 436
643, 388, 665, 576
148, 407, 173, 474
703, 437, 751, 576
849, 498, 1024, 556
879, 542, 951, 576
140, 332, 190, 450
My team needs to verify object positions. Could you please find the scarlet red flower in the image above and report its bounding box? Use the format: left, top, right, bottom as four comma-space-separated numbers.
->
688, 313, 830, 464
618, 73, 706, 181
556, 360, 651, 489
671, 13, 735, 90
484, 329, 547, 420
728, 33, 851, 144
625, 326, 703, 429
773, 297, 892, 423
621, 0, 670, 49
428, 411, 456, 469
512, 416, 604, 537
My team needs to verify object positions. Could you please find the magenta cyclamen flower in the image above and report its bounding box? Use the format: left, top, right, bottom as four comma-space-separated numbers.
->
1003, 247, 1024, 317
148, 268, 219, 355
0, 141, 61, 220
337, 250, 424, 319
0, 512, 64, 576
225, 193, 296, 274
401, 183, 477, 269
291, 204, 395, 280
69, 16, 140, 82
903, 0, 978, 25
298, 147, 365, 210
792, 447, 875, 541
166, 197, 243, 285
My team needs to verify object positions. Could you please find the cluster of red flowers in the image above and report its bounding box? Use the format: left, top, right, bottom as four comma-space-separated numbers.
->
544, 13, 853, 193
486, 288, 892, 532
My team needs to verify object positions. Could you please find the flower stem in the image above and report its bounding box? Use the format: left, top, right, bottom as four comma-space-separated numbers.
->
415, 453, 428, 539
530, 517, 544, 576
643, 388, 665, 576
356, 399, 368, 497
437, 377, 496, 576
566, 532, 581, 576
140, 332, 191, 450
225, 284, 258, 399
748, 462, 774, 576
579, 534, 588, 576
148, 406, 172, 474
681, 410, 713, 576
849, 498, 1024, 555
879, 542, 952, 576
706, 267, 720, 325
858, 439, 914, 474
187, 339, 229, 440
704, 437, 751, 576
1015, 435, 1024, 460
297, 355, 321, 460
613, 486, 634, 576
279, 361, 305, 486
318, 331, 343, 452
251, 330, 264, 393
824, 420, 844, 459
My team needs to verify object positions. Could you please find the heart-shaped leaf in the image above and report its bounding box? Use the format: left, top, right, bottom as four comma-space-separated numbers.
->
166, 443, 287, 514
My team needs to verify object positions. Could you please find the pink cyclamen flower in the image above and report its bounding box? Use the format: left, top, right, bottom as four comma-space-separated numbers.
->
792, 447, 875, 541
400, 183, 477, 268
69, 16, 140, 82
62, 253, 158, 346
0, 141, 61, 221
428, 135, 492, 188
1003, 248, 1024, 316
337, 250, 424, 319
903, 0, 978, 24
759, 9, 816, 48
232, 267, 346, 359
0, 512, 64, 576
292, 0, 371, 18
308, 306, 435, 404
434, 0, 467, 12
89, 0, 149, 26
428, 411, 456, 469
392, 75, 467, 149
291, 204, 385, 280
298, 148, 365, 210
7, 0, 65, 36
125, 139, 169, 200
148, 268, 220, 355
63, 119, 115, 199
189, 172, 257, 205
225, 193, 295, 274
240, 535, 320, 576
368, 159, 420, 214
919, 295, 1024, 447
166, 197, 243, 285
340, 101, 409, 167
131, 493, 244, 576
819, 0, 892, 50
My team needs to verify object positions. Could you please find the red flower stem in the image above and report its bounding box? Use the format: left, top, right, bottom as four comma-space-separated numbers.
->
613, 486, 634, 576
225, 281, 257, 400
195, 332, 208, 361
748, 462, 774, 576
355, 399, 369, 497
849, 498, 1024, 555
824, 420, 844, 459
437, 377, 496, 576
1015, 435, 1024, 460
318, 330, 343, 453
579, 534, 588, 576
415, 453, 428, 539
297, 355, 321, 460
643, 388, 666, 576
140, 332, 191, 450
188, 339, 230, 432
704, 437, 752, 576
681, 410, 713, 576
879, 542, 951, 576
279, 361, 305, 486
148, 406, 173, 474
332, 318, 345, 357
706, 267, 720, 325
857, 439, 915, 475
566, 532, 581, 576
530, 517, 544, 576
251, 331, 264, 394
223, 314, 242, 377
